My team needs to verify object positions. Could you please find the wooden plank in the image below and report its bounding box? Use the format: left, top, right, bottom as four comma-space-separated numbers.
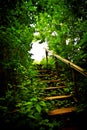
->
43, 95, 71, 100
36, 75, 48, 77
45, 48, 87, 77
38, 70, 48, 72
40, 79, 61, 82
36, 74, 53, 77
37, 86, 65, 90
45, 86, 66, 90
48, 107, 76, 115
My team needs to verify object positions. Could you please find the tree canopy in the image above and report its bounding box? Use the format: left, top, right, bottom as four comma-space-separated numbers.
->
0, 0, 87, 129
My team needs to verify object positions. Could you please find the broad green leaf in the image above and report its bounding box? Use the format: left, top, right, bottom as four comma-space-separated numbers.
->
40, 101, 46, 106
36, 104, 41, 113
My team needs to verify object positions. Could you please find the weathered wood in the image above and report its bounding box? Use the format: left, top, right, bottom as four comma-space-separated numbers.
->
36, 74, 53, 77
48, 107, 76, 115
45, 49, 87, 77
45, 49, 48, 68
43, 95, 71, 100
37, 86, 65, 90
54, 57, 59, 78
72, 69, 78, 98
45, 86, 66, 90
40, 79, 61, 82
38, 69, 48, 72
36, 74, 48, 77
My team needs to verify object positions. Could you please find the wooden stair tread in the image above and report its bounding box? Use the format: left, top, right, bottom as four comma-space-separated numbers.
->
37, 86, 65, 90
45, 86, 66, 90
38, 70, 48, 72
43, 95, 71, 100
36, 75, 49, 77
40, 79, 61, 82
36, 74, 53, 77
48, 107, 76, 115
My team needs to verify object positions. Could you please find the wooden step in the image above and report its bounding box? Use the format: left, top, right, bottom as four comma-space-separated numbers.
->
43, 95, 71, 100
38, 70, 48, 72
48, 107, 76, 115
45, 86, 66, 90
36, 74, 48, 77
37, 86, 65, 90
39, 79, 61, 82
36, 74, 53, 77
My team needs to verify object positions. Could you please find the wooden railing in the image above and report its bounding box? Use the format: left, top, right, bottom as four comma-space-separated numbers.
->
44, 48, 87, 98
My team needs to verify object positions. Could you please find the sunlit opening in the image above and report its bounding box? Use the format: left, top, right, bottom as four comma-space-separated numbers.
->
30, 41, 48, 62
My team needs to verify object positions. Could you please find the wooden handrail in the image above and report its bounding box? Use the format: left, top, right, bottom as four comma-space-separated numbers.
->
45, 48, 87, 77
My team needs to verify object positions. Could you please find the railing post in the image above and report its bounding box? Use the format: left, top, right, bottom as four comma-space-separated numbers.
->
72, 69, 78, 99
45, 49, 48, 68
54, 57, 59, 78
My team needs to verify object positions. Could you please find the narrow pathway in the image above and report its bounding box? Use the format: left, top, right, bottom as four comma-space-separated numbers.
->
36, 64, 77, 116
36, 64, 80, 130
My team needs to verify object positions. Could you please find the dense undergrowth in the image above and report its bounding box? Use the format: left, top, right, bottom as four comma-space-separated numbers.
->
0, 0, 87, 129
0, 56, 87, 129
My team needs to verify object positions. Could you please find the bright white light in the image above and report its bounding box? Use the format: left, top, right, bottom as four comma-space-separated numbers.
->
66, 39, 70, 45
51, 31, 57, 36
30, 41, 48, 62
34, 32, 39, 36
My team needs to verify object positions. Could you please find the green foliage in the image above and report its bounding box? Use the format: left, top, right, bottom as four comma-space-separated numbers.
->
34, 0, 87, 70
0, 62, 50, 128
40, 56, 56, 70
0, 0, 87, 129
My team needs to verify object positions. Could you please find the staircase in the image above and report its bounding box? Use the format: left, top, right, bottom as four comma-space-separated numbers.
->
36, 64, 77, 116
